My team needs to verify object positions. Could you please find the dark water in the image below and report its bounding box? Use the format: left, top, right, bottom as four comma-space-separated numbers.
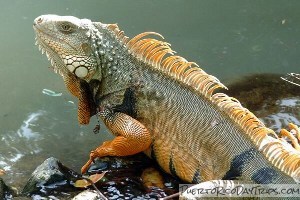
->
0, 0, 299, 189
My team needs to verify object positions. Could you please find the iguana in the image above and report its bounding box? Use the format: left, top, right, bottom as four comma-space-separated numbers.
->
33, 14, 300, 196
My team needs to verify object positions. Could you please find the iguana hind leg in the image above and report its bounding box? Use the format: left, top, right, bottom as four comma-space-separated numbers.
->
81, 109, 152, 174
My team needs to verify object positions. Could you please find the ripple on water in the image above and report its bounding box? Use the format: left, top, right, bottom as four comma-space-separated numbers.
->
1, 110, 45, 168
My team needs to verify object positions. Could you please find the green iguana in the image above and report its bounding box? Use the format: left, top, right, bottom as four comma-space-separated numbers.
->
33, 15, 300, 197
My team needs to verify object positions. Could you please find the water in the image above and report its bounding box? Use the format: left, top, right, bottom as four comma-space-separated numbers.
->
0, 0, 299, 189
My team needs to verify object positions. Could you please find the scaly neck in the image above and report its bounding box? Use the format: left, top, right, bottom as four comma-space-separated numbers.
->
89, 23, 137, 100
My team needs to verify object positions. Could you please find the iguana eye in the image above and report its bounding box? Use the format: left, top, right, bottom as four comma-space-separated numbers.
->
59, 22, 75, 34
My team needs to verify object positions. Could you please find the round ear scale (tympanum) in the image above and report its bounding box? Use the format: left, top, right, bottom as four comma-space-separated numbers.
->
74, 66, 88, 78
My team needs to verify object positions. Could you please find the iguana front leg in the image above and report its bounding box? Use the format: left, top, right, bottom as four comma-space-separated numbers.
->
81, 108, 152, 174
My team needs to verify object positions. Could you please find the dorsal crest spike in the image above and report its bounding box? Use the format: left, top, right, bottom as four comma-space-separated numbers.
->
107, 23, 118, 31
127, 32, 164, 49
107, 23, 128, 44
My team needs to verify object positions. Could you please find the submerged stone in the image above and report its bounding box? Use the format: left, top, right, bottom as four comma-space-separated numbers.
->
72, 190, 99, 200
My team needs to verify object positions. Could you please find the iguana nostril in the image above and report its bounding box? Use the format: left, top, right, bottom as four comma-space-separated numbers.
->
36, 17, 43, 24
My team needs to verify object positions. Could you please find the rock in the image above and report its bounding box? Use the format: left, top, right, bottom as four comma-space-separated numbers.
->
0, 178, 15, 199
72, 190, 99, 200
18, 155, 179, 199
141, 167, 165, 189
22, 157, 65, 195
87, 154, 179, 199
86, 153, 153, 174
19, 155, 179, 199
21, 157, 80, 197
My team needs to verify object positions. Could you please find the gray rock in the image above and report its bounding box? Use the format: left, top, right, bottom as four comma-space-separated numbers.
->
0, 178, 6, 199
0, 178, 14, 199
72, 190, 100, 200
21, 157, 68, 195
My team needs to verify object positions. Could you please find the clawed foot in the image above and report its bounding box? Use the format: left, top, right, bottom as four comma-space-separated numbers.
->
279, 123, 300, 150
81, 142, 112, 174
81, 150, 99, 174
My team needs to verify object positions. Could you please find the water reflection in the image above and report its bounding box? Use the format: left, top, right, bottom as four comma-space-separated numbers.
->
17, 111, 45, 140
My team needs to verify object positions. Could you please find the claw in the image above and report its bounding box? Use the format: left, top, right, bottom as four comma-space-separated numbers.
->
81, 159, 93, 174
81, 151, 98, 174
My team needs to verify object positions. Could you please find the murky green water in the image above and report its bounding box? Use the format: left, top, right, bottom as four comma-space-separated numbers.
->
0, 0, 299, 189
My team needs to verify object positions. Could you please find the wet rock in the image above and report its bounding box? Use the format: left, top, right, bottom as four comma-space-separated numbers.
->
0, 178, 14, 199
22, 157, 64, 195
141, 167, 165, 189
86, 154, 179, 199
86, 153, 153, 174
18, 155, 179, 199
72, 190, 99, 200
21, 157, 80, 198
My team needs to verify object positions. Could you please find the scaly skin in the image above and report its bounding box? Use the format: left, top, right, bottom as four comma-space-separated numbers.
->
33, 15, 300, 190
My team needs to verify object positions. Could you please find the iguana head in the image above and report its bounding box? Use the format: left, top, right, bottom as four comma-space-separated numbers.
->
33, 15, 99, 80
